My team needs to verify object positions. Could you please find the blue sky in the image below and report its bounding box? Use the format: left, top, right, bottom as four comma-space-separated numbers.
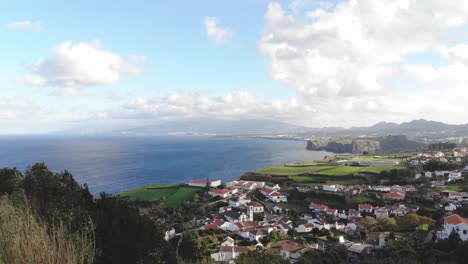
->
2, 0, 468, 134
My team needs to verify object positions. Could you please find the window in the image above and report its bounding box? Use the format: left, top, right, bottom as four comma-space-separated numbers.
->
464, 230, 467, 235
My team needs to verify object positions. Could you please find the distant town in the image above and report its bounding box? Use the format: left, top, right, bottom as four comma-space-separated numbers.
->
118, 146, 468, 263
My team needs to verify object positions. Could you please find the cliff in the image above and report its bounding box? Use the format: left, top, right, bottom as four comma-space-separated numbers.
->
306, 135, 425, 154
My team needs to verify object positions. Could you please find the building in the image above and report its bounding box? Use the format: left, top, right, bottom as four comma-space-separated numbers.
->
309, 203, 328, 212
438, 214, 468, 241
448, 192, 463, 201
375, 209, 389, 219
249, 202, 264, 213
269, 191, 288, 203
208, 188, 231, 198
295, 223, 314, 233
211, 246, 250, 262
189, 179, 221, 188
358, 204, 373, 213
323, 184, 339, 192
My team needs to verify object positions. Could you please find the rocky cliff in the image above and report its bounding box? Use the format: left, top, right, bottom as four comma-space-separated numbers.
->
306, 135, 425, 154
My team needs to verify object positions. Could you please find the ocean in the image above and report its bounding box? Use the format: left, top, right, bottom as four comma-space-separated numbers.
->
0, 136, 330, 195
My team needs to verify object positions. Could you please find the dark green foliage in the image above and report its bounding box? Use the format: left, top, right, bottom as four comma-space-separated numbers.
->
5, 163, 177, 264
22, 163, 94, 232
235, 251, 288, 264
0, 167, 22, 195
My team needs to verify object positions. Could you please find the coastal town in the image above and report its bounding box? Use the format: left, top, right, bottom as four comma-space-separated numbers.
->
138, 147, 468, 263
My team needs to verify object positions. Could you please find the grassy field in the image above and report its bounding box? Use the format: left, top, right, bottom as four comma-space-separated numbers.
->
254, 164, 337, 176
119, 184, 202, 208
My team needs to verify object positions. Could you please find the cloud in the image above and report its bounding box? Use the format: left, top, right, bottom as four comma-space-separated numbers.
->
204, 17, 234, 46
0, 96, 42, 120
250, 0, 468, 126
6, 20, 42, 31
15, 40, 145, 97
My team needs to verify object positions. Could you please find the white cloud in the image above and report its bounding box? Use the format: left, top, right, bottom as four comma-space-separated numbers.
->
6, 20, 42, 31
251, 0, 468, 126
15, 40, 145, 97
204, 17, 234, 46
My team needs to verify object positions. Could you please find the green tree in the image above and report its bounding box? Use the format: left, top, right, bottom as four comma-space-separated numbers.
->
0, 168, 22, 195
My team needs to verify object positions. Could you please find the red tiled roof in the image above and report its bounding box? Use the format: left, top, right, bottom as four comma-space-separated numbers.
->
190, 179, 209, 184
270, 191, 285, 197
445, 214, 468, 225
209, 189, 230, 195
326, 208, 337, 214
310, 203, 328, 209
358, 204, 373, 210
202, 224, 220, 230
261, 188, 274, 194
449, 192, 462, 196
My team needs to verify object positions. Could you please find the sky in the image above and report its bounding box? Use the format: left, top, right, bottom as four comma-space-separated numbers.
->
2, 0, 468, 134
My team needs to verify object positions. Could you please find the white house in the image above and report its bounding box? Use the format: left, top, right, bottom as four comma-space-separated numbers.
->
189, 179, 221, 187
375, 209, 389, 219
438, 214, 468, 241
269, 191, 288, 203
208, 188, 231, 198
323, 184, 339, 192
211, 246, 250, 262
435, 170, 448, 177
373, 185, 391, 192
250, 202, 264, 213
358, 204, 373, 213
445, 203, 458, 212
309, 203, 328, 212
295, 223, 314, 233
448, 192, 463, 201
425, 172, 433, 178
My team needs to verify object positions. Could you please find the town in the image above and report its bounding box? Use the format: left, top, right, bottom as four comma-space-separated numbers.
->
129, 148, 468, 263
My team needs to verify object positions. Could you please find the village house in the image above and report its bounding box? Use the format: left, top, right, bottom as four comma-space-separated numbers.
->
208, 188, 231, 198
229, 195, 251, 208
211, 246, 250, 262
438, 214, 468, 241
325, 208, 338, 217
189, 179, 221, 188
221, 237, 235, 247
226, 180, 265, 191
375, 208, 389, 219
295, 223, 314, 233
322, 184, 339, 192
269, 191, 288, 203
373, 185, 391, 192
448, 191, 463, 201
309, 203, 329, 213
248, 201, 264, 213
425, 171, 433, 178
358, 204, 373, 213
278, 240, 315, 262
348, 209, 362, 219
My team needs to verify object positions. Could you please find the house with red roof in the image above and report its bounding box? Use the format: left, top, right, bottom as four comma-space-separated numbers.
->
309, 203, 328, 212
189, 179, 221, 188
208, 188, 231, 198
438, 214, 468, 241
358, 204, 373, 213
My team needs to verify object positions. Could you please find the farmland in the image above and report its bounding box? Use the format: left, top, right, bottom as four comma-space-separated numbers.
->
119, 184, 202, 208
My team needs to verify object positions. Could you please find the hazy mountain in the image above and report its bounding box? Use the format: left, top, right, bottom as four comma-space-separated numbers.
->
126, 118, 311, 135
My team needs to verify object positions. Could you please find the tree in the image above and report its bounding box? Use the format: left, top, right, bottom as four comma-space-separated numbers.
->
359, 216, 377, 233
377, 217, 397, 231
0, 168, 22, 195
235, 251, 287, 264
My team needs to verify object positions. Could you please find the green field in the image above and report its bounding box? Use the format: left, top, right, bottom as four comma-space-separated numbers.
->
119, 184, 202, 208
254, 164, 336, 176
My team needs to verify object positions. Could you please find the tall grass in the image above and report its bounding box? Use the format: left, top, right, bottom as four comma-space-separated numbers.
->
0, 196, 95, 264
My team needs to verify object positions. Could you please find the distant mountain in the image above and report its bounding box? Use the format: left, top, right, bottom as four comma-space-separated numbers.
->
126, 118, 311, 135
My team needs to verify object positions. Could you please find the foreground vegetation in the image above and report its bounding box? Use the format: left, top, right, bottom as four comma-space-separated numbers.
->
0, 164, 176, 264
0, 196, 94, 264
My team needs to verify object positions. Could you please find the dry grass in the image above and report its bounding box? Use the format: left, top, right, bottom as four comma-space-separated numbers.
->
0, 196, 95, 264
